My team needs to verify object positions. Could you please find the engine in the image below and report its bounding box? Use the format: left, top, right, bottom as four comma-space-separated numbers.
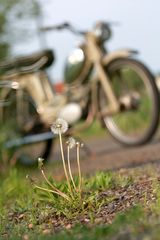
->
58, 102, 82, 125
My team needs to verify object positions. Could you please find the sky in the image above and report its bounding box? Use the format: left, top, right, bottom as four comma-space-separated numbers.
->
12, 0, 160, 82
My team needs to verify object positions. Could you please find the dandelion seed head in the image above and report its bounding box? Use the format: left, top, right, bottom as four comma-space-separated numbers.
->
51, 118, 68, 135
66, 137, 76, 149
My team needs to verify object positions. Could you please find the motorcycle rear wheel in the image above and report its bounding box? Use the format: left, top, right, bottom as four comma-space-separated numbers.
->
1, 89, 53, 166
99, 58, 160, 146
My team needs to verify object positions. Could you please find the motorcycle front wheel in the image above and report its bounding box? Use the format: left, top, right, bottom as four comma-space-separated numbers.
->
1, 89, 53, 166
99, 58, 160, 146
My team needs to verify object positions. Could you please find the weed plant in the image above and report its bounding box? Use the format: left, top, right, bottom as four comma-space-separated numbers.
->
27, 118, 86, 215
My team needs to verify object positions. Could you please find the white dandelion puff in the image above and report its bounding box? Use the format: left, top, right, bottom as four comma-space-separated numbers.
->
51, 118, 68, 135
66, 137, 76, 149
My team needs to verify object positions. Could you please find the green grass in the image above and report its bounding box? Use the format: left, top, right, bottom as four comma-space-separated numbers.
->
74, 120, 106, 140
112, 96, 152, 133
1, 164, 160, 239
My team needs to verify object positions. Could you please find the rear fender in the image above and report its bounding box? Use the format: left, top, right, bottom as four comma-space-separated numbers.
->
102, 49, 138, 66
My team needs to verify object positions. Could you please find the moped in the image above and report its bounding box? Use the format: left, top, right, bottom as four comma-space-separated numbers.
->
0, 21, 159, 165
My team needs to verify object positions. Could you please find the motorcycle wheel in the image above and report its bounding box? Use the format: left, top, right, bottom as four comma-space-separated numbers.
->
1, 89, 53, 166
99, 58, 160, 146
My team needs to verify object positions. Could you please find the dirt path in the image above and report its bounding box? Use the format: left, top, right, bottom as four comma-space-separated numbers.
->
46, 130, 160, 179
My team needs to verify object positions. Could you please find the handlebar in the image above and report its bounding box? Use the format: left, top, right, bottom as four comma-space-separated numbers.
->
40, 21, 120, 38
40, 22, 86, 36
40, 22, 70, 31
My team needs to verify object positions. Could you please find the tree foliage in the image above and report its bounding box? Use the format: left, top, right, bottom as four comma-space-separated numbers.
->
0, 0, 40, 59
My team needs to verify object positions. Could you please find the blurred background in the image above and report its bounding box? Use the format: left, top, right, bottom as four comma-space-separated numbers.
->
0, 0, 160, 82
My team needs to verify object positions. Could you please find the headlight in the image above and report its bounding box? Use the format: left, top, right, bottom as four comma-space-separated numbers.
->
93, 22, 112, 42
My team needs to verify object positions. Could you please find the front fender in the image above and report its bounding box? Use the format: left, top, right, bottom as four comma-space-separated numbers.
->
102, 49, 138, 66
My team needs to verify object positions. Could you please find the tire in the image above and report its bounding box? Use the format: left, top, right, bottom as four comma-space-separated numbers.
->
98, 58, 160, 146
2, 89, 53, 166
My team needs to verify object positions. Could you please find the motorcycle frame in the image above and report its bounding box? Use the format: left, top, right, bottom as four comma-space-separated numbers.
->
0, 29, 138, 130
72, 31, 138, 118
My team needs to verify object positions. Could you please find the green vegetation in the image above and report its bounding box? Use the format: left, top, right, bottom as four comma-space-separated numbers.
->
78, 120, 106, 139
112, 96, 151, 133
1, 163, 160, 239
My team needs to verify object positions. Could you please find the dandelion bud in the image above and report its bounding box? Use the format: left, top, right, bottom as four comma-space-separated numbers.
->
38, 157, 44, 169
26, 175, 35, 185
76, 141, 84, 148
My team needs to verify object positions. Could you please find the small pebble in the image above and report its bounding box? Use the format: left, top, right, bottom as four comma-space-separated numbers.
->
23, 234, 29, 240
28, 223, 33, 229
65, 223, 72, 229
43, 229, 51, 235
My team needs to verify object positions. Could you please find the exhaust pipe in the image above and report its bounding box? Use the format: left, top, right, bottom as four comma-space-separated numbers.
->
5, 131, 54, 148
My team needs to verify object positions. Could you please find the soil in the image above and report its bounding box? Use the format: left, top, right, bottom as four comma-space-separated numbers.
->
6, 170, 159, 235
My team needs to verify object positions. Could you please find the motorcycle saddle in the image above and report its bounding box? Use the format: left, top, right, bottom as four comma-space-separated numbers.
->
0, 49, 54, 75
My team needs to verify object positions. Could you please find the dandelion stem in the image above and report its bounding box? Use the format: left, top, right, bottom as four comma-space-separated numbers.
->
67, 146, 77, 191
34, 185, 70, 201
40, 168, 66, 198
76, 143, 82, 193
58, 129, 72, 194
